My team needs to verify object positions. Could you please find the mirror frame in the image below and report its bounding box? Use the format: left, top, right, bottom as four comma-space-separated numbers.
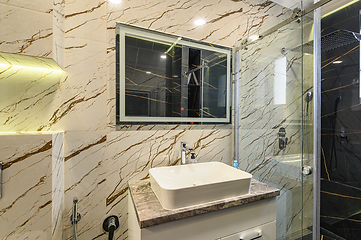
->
116, 23, 232, 123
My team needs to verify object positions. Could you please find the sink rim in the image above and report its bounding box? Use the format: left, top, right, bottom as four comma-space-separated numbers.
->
149, 162, 253, 209
149, 162, 252, 190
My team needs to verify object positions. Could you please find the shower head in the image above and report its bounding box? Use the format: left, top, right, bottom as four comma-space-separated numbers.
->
291, 29, 361, 54
305, 92, 313, 103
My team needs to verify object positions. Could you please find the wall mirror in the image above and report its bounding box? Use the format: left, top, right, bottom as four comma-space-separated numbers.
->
116, 23, 232, 124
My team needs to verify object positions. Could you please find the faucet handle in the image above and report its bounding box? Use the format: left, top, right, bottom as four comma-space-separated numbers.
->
181, 142, 193, 151
190, 153, 197, 163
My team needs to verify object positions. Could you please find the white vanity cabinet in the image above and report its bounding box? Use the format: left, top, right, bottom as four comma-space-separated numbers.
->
128, 194, 277, 240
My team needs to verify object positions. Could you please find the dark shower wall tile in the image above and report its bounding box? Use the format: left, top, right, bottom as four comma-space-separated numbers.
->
321, 1, 361, 239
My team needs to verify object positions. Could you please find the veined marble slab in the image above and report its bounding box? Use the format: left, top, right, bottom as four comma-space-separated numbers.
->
52, 132, 64, 240
129, 179, 279, 228
106, 0, 284, 47
0, 0, 53, 13
0, 3, 53, 57
106, 0, 285, 130
0, 133, 64, 240
0, 53, 64, 132
0, 52, 62, 70
64, 0, 107, 42
53, 0, 65, 68
63, 131, 107, 240
51, 38, 107, 132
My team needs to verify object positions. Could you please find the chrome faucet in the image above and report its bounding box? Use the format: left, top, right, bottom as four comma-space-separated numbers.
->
181, 142, 196, 164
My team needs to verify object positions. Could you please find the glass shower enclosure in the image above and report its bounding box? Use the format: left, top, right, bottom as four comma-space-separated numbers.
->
235, 2, 315, 239
235, 0, 361, 239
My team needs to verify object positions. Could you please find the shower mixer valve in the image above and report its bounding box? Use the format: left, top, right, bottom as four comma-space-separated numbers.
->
279, 127, 288, 150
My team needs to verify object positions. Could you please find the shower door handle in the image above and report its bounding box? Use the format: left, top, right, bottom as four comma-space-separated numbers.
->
302, 166, 312, 175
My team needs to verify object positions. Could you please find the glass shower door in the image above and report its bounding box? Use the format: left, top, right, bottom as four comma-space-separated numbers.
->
236, 2, 314, 239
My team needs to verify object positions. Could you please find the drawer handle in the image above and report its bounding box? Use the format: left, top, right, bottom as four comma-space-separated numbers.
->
240, 232, 262, 240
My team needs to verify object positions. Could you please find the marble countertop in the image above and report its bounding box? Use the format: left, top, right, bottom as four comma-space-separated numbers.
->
128, 178, 280, 228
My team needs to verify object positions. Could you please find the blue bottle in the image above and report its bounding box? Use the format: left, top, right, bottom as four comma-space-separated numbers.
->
233, 160, 240, 169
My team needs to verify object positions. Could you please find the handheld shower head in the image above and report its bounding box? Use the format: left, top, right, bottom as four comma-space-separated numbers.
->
305, 92, 313, 103
304, 92, 313, 117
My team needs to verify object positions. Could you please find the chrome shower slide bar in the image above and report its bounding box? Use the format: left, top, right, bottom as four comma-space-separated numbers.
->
71, 197, 81, 240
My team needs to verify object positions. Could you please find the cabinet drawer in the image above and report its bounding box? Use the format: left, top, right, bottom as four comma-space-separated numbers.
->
219, 221, 276, 240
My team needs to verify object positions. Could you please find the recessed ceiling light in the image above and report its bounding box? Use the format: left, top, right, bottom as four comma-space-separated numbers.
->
333, 60, 342, 64
194, 19, 206, 26
108, 0, 121, 4
160, 55, 167, 59
146, 71, 151, 74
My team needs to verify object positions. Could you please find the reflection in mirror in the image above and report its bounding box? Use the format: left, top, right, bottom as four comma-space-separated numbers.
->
116, 23, 231, 124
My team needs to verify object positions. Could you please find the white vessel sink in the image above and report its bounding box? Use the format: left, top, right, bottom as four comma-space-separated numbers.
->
149, 162, 252, 210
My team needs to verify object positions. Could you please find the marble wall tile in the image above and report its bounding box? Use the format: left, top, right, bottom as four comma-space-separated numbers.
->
106, 0, 284, 47
302, 177, 313, 233
0, 51, 63, 69
105, 0, 285, 130
66, 219, 107, 240
239, 24, 303, 130
53, 0, 65, 68
275, 186, 302, 239
49, 38, 107, 131
106, 45, 116, 131
0, 134, 53, 239
0, 1, 291, 239
63, 131, 107, 240
64, 0, 107, 42
0, 60, 64, 132
0, 4, 53, 57
105, 128, 232, 239
0, 0, 53, 14
53, 132, 64, 240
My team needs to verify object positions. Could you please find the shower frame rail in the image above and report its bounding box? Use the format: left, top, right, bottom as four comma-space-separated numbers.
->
0, 162, 2, 199
313, 1, 322, 239
237, 0, 333, 50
